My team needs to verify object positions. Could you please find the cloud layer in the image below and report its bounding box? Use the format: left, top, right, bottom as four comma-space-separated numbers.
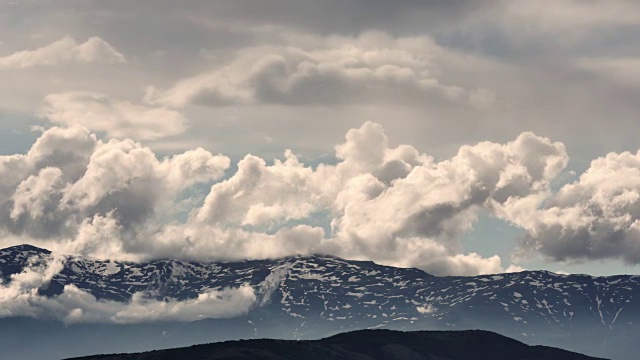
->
145, 31, 493, 109
18, 121, 640, 276
0, 36, 125, 69
2, 2, 640, 175
42, 92, 188, 140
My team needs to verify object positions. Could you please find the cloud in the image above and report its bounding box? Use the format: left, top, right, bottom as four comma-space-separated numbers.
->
326, 125, 567, 275
15, 121, 640, 276
500, 150, 640, 264
1, 1, 639, 277
145, 31, 493, 109
161, 121, 566, 276
1, 5, 638, 173
83, 1, 639, 44
0, 36, 125, 69
577, 57, 640, 89
0, 122, 549, 275
499, 0, 640, 33
0, 254, 257, 324
416, 304, 436, 315
42, 92, 188, 140
0, 125, 230, 260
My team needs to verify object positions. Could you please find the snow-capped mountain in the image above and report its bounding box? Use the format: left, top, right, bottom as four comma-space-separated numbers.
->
1, 244, 638, 360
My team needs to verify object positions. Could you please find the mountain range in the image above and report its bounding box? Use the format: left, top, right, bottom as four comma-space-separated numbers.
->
0, 244, 637, 360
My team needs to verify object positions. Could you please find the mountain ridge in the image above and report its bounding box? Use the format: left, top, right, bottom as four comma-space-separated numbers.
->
2, 243, 626, 278
0, 244, 638, 360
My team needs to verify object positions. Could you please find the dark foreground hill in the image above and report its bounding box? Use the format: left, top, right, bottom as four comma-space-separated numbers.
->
69, 329, 606, 360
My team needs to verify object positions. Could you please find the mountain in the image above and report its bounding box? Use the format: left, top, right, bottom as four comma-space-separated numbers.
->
0, 244, 637, 360
67, 329, 606, 360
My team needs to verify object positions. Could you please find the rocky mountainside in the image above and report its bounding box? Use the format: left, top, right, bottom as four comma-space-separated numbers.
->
0, 244, 637, 360
68, 329, 606, 360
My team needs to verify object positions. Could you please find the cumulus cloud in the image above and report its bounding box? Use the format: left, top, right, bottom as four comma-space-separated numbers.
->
18, 120, 640, 275
165, 122, 568, 276
0, 36, 125, 69
500, 150, 640, 264
145, 31, 493, 109
0, 125, 230, 260
0, 255, 256, 324
42, 92, 188, 140
326, 124, 567, 275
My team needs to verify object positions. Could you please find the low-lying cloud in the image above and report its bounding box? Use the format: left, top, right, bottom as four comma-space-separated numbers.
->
0, 255, 257, 324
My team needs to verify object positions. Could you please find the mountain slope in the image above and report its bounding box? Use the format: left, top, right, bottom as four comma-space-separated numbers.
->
69, 329, 606, 360
0, 245, 637, 359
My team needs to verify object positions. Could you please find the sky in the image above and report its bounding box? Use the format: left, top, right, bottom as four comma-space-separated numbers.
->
2, 0, 640, 277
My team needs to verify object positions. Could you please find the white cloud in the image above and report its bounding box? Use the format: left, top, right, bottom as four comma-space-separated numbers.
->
505, 264, 525, 273
501, 150, 640, 264
42, 92, 188, 140
0, 255, 257, 324
10, 167, 65, 221
14, 121, 640, 276
124, 122, 564, 275
325, 125, 566, 275
0, 36, 125, 69
0, 122, 559, 275
416, 304, 436, 315
145, 31, 493, 109
0, 125, 230, 260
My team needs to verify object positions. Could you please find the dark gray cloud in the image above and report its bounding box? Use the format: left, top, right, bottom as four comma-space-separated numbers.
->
68, 0, 487, 35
